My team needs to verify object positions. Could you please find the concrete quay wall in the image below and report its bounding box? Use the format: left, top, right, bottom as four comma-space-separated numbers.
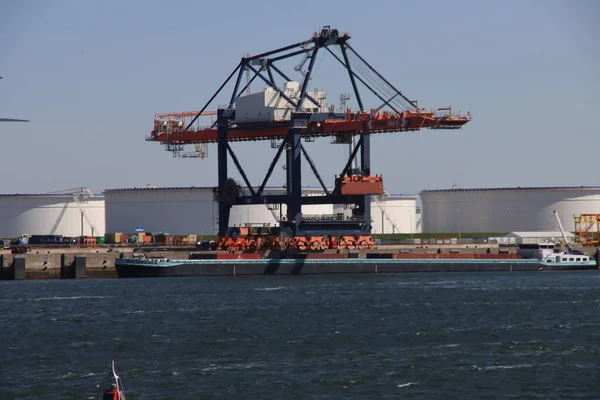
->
0, 247, 204, 279
1, 245, 597, 280
0, 248, 130, 279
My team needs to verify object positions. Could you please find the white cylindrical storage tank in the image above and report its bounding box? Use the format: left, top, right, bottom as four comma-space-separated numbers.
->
104, 187, 215, 235
0, 192, 105, 238
420, 186, 600, 233
229, 190, 334, 227
370, 195, 417, 234
104, 186, 337, 235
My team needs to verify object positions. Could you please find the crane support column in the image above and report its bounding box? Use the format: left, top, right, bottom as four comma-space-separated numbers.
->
360, 133, 372, 231
286, 114, 310, 234
217, 109, 231, 236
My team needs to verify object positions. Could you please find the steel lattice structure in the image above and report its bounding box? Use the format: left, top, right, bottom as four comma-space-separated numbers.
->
147, 27, 471, 243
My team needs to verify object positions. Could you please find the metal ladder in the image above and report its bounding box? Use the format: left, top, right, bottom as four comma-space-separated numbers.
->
45, 188, 98, 236
373, 192, 398, 234
265, 202, 281, 223
49, 203, 69, 235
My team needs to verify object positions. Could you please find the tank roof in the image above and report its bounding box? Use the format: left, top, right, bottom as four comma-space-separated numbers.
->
103, 186, 418, 197
388, 193, 417, 198
0, 187, 103, 198
103, 185, 329, 193
506, 231, 576, 238
421, 185, 600, 194
0, 193, 104, 198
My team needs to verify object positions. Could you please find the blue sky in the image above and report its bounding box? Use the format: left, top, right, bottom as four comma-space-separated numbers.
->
1, 0, 598, 195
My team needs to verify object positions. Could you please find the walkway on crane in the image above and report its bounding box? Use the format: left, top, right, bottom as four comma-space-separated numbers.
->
148, 107, 470, 145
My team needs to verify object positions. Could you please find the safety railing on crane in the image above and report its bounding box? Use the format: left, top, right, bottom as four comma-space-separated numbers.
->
302, 213, 366, 222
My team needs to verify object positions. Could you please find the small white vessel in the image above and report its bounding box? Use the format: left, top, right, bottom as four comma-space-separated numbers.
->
540, 250, 595, 267
520, 211, 598, 269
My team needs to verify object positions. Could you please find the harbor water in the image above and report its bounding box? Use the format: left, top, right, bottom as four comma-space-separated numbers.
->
1, 272, 599, 399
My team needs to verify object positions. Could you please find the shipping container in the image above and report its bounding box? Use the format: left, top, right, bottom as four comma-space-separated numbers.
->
154, 234, 174, 244
105, 232, 123, 244
339, 181, 384, 195
173, 235, 197, 246
79, 236, 97, 248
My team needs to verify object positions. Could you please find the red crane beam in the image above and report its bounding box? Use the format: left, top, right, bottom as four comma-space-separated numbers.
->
148, 109, 470, 145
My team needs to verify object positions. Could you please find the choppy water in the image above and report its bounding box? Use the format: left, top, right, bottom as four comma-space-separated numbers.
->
1, 272, 599, 399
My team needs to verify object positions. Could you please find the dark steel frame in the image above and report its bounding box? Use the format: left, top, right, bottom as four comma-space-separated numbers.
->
184, 27, 413, 237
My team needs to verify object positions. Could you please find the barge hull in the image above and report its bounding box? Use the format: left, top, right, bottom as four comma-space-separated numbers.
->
115, 259, 597, 278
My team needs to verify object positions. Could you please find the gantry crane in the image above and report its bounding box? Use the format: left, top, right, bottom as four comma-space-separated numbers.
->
147, 26, 471, 250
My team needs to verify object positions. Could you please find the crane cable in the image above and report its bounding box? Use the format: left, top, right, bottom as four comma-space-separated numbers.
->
345, 51, 410, 112
346, 50, 414, 111
346, 50, 416, 111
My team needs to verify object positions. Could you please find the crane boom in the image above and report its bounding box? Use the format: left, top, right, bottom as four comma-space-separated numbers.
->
553, 210, 571, 250
148, 108, 470, 145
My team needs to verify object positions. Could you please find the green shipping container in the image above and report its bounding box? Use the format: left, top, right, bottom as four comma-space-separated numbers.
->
96, 236, 106, 244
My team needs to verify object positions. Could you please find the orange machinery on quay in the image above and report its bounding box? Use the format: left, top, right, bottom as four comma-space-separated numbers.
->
146, 26, 471, 252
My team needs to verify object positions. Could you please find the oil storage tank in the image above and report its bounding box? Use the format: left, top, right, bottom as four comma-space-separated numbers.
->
0, 188, 105, 238
420, 186, 600, 233
104, 185, 418, 236
371, 193, 417, 234
103, 186, 334, 236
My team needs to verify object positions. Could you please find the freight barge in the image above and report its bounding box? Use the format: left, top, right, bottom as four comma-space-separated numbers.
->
115, 254, 598, 278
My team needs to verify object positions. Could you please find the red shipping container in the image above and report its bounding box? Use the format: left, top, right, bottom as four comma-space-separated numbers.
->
340, 181, 384, 195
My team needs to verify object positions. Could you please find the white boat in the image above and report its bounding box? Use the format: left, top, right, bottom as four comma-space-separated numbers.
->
516, 242, 558, 260
516, 211, 598, 269
541, 250, 595, 266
